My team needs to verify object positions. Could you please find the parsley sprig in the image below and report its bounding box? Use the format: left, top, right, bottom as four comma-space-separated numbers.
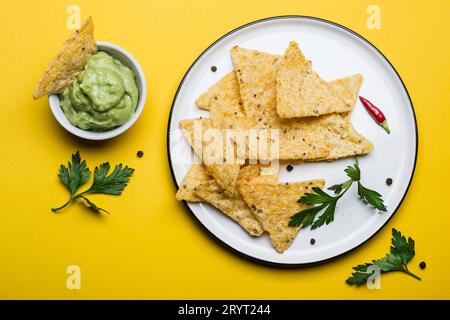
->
346, 228, 421, 286
289, 159, 386, 229
51, 151, 134, 214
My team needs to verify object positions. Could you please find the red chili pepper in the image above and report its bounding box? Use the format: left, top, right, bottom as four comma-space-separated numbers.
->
359, 96, 390, 134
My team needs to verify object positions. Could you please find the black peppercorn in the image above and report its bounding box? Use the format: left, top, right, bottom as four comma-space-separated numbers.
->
419, 261, 426, 269
286, 164, 294, 172
310, 238, 316, 245
386, 178, 393, 185
211, 66, 217, 72
137, 150, 144, 158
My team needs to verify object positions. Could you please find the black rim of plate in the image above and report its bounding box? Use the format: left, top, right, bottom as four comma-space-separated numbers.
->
166, 15, 418, 268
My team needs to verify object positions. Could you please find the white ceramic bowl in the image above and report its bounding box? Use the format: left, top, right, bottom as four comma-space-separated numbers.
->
49, 41, 146, 140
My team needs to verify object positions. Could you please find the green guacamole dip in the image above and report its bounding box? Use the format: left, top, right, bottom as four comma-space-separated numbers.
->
60, 51, 139, 131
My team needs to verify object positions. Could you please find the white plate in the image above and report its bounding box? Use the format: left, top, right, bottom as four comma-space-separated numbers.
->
167, 16, 417, 266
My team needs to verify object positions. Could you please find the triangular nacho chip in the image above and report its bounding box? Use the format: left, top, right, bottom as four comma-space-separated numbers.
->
179, 118, 241, 197
276, 41, 349, 118
239, 179, 325, 253
328, 74, 363, 108
207, 72, 250, 130
33, 17, 97, 99
230, 46, 282, 121
311, 113, 373, 160
195, 72, 237, 111
175, 164, 211, 202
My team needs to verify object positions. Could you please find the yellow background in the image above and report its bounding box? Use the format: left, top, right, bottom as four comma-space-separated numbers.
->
0, 0, 449, 299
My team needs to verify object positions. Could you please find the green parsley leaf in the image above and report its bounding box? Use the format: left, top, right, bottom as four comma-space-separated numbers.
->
58, 151, 90, 195
346, 229, 421, 286
290, 187, 341, 229
328, 180, 352, 195
289, 203, 327, 228
344, 159, 360, 181
80, 195, 110, 214
311, 199, 337, 229
298, 187, 333, 205
86, 162, 134, 195
390, 228, 415, 264
357, 183, 387, 211
52, 152, 134, 213
374, 254, 403, 271
345, 264, 375, 286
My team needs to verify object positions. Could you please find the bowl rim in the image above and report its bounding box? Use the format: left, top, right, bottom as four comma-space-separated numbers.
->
48, 41, 146, 140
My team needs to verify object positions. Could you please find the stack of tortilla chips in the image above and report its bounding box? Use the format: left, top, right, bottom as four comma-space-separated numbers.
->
176, 41, 373, 253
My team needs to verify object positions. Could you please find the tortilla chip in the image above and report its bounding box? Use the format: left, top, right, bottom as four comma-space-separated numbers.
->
196, 72, 234, 111
207, 72, 251, 130
239, 179, 325, 253
206, 162, 241, 197
179, 118, 241, 197
280, 120, 373, 162
276, 41, 349, 118
314, 113, 373, 159
195, 180, 263, 236
328, 74, 363, 108
230, 46, 373, 161
175, 164, 212, 202
231, 46, 282, 120
33, 17, 97, 99
238, 163, 280, 187
237, 163, 279, 185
